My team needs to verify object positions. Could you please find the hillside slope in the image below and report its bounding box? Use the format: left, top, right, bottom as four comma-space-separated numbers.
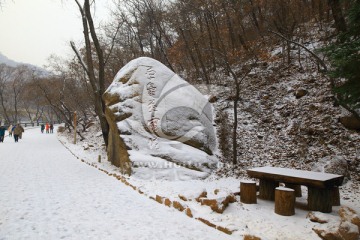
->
211, 24, 359, 192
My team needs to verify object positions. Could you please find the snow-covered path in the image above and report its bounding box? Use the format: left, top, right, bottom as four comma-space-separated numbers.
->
0, 128, 233, 240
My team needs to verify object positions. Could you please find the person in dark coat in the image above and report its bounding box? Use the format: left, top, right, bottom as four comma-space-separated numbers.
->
0, 126, 5, 142
41, 124, 45, 133
13, 124, 24, 142
50, 123, 54, 133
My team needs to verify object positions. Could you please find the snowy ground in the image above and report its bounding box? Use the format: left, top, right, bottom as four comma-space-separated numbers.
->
0, 127, 236, 240
57, 126, 360, 239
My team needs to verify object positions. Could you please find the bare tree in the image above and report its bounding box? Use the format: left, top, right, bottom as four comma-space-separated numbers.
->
70, 0, 110, 146
11, 65, 33, 123
328, 0, 347, 33
0, 64, 13, 124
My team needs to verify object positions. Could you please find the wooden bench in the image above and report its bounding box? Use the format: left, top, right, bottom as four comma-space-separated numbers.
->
247, 166, 344, 213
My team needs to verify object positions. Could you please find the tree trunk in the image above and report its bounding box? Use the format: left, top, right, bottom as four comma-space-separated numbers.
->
232, 97, 238, 164
328, 0, 347, 32
204, 14, 217, 71
73, 0, 110, 148
187, 29, 210, 84
179, 27, 201, 79
0, 93, 11, 124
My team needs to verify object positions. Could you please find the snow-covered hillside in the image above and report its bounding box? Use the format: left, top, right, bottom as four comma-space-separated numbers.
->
0, 52, 49, 75
0, 52, 18, 67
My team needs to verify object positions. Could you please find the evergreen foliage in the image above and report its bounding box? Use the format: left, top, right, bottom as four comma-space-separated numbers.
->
323, 0, 360, 111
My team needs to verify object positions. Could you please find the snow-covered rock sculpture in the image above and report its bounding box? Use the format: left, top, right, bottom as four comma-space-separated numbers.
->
103, 57, 217, 178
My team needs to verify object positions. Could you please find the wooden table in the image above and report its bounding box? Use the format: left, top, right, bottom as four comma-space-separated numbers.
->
247, 166, 344, 213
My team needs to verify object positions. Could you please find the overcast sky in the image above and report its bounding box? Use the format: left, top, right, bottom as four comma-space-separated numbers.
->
0, 0, 110, 67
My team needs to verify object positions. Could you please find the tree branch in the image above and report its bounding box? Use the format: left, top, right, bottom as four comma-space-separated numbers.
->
104, 21, 122, 66
269, 30, 328, 72
70, 41, 90, 76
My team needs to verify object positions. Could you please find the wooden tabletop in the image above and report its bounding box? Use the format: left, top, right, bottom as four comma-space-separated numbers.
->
247, 166, 344, 188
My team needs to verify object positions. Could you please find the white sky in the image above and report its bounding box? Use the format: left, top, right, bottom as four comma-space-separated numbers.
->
0, 0, 110, 67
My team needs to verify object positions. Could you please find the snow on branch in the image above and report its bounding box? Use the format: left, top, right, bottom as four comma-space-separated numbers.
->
70, 41, 90, 76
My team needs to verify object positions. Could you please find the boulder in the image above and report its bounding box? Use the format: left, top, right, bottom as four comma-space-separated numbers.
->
323, 156, 350, 182
313, 156, 350, 183
198, 194, 236, 213
103, 57, 217, 177
338, 221, 360, 240
208, 95, 218, 103
295, 89, 308, 99
339, 115, 360, 130
185, 208, 193, 218
339, 207, 360, 232
307, 212, 329, 224
311, 208, 360, 240
313, 224, 342, 240
243, 235, 262, 240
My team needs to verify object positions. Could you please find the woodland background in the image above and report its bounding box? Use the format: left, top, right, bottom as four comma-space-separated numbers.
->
0, 0, 359, 174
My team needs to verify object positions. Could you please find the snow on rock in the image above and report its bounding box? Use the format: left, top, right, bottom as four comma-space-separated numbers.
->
103, 57, 217, 178
313, 156, 351, 183
339, 207, 360, 232
309, 207, 360, 240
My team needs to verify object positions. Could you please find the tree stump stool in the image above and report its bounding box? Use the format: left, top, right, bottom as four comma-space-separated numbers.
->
275, 187, 295, 216
240, 180, 257, 204
331, 186, 340, 206
285, 183, 302, 197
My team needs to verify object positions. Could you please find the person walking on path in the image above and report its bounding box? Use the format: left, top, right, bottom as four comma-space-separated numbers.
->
11, 125, 16, 136
13, 124, 24, 142
0, 125, 5, 142
8, 124, 13, 137
41, 124, 45, 133
50, 123, 54, 133
45, 123, 50, 134
19, 126, 24, 139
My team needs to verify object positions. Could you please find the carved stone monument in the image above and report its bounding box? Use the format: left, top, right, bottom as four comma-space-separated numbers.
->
103, 57, 217, 178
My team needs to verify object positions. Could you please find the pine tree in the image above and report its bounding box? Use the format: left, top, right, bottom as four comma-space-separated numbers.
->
323, 0, 360, 115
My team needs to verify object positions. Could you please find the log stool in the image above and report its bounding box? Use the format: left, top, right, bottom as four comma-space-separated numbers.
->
240, 180, 257, 204
275, 187, 295, 216
285, 183, 302, 197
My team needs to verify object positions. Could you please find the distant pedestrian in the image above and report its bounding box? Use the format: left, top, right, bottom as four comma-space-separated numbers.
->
0, 125, 5, 142
8, 124, 13, 137
45, 123, 50, 134
13, 124, 24, 143
50, 123, 54, 133
41, 124, 45, 133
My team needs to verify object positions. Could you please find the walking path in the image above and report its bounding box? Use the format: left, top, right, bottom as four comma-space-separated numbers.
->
0, 128, 233, 240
